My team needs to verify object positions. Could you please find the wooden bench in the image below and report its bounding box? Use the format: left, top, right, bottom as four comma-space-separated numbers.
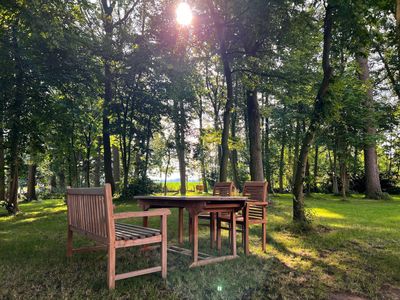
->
218, 181, 268, 255
66, 184, 170, 289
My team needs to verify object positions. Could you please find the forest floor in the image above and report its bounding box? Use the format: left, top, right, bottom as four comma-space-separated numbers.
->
1, 193, 400, 299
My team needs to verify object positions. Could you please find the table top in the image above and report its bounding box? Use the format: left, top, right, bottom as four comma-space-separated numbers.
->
134, 195, 248, 202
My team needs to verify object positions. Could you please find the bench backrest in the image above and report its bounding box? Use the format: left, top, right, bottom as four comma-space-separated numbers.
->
213, 182, 235, 196
243, 181, 268, 219
66, 184, 114, 243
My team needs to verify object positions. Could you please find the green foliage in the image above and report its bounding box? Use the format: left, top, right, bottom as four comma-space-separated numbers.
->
118, 177, 162, 201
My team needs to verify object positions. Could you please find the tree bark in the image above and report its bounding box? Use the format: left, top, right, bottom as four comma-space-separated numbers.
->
313, 144, 319, 192
293, 4, 333, 223
26, 164, 37, 201
263, 95, 272, 190
219, 54, 233, 182
174, 99, 186, 195
7, 22, 25, 213
279, 135, 285, 193
0, 124, 4, 201
198, 96, 208, 193
356, 52, 383, 199
94, 136, 102, 187
246, 90, 264, 181
112, 145, 120, 184
164, 149, 171, 195
50, 175, 57, 193
101, 0, 115, 192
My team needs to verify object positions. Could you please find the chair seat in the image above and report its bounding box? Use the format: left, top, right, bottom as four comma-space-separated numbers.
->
219, 215, 244, 222
115, 223, 160, 241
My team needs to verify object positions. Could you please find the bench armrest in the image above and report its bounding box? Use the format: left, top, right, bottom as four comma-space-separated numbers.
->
113, 209, 171, 220
246, 200, 268, 206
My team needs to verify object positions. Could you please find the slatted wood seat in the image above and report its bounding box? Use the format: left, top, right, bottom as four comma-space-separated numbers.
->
66, 184, 170, 289
218, 181, 268, 255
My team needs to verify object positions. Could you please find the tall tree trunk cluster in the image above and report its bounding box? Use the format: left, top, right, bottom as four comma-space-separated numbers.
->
293, 4, 334, 224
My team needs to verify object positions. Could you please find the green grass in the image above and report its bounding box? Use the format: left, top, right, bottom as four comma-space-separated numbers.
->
162, 181, 202, 192
1, 193, 400, 299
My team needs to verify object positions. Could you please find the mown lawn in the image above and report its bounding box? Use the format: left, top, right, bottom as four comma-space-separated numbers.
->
1, 193, 400, 299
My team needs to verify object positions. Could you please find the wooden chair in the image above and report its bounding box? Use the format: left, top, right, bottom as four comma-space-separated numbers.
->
197, 182, 235, 246
217, 181, 268, 255
66, 184, 170, 289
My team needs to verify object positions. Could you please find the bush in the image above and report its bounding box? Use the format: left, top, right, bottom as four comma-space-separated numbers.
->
119, 177, 161, 201
350, 172, 400, 195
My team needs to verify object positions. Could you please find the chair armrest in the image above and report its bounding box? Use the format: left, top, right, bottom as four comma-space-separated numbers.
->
113, 209, 171, 219
246, 201, 268, 207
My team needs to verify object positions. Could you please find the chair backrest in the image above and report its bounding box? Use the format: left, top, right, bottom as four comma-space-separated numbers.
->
213, 182, 235, 196
243, 181, 268, 220
66, 184, 114, 243
243, 181, 268, 202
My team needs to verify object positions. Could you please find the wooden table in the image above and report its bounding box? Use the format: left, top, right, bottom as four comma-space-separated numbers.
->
134, 196, 247, 268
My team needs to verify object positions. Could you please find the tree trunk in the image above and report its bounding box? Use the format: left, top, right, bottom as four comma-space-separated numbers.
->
142, 117, 152, 179
0, 124, 5, 201
112, 145, 120, 184
174, 99, 186, 195
94, 136, 102, 187
219, 54, 233, 182
59, 170, 65, 191
263, 95, 272, 190
7, 22, 25, 213
164, 149, 171, 195
199, 97, 208, 193
293, 4, 333, 223
101, 0, 115, 192
26, 164, 37, 201
356, 52, 383, 199
279, 136, 285, 193
313, 144, 319, 192
340, 159, 347, 200
50, 175, 57, 193
246, 89, 264, 181
332, 150, 339, 195
292, 118, 301, 185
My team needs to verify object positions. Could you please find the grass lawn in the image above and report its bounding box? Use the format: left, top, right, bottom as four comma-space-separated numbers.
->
1, 193, 400, 299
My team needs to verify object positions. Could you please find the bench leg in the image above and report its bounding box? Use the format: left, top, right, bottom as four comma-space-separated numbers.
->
161, 215, 168, 279
108, 246, 116, 289
67, 228, 73, 257
244, 223, 250, 256
262, 222, 266, 252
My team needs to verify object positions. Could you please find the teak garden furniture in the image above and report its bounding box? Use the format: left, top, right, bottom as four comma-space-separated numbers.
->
218, 181, 268, 255
66, 184, 171, 289
134, 195, 247, 268
198, 182, 235, 247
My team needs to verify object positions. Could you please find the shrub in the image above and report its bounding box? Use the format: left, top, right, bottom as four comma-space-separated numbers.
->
119, 177, 162, 201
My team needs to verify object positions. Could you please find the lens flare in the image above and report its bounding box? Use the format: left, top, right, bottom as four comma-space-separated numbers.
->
176, 2, 192, 26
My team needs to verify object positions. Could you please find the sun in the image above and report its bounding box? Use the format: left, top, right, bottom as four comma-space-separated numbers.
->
176, 2, 192, 26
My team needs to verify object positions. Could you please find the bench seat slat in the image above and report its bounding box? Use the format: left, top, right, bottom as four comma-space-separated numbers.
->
115, 223, 160, 241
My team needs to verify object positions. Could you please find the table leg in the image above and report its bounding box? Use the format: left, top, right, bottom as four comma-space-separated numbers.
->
192, 213, 199, 263
217, 213, 222, 251
210, 212, 215, 248
178, 208, 184, 244
231, 211, 237, 257
189, 215, 193, 243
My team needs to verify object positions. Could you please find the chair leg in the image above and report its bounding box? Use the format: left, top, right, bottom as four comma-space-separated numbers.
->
244, 223, 250, 256
217, 214, 222, 251
107, 246, 116, 290
67, 228, 73, 257
262, 222, 266, 252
